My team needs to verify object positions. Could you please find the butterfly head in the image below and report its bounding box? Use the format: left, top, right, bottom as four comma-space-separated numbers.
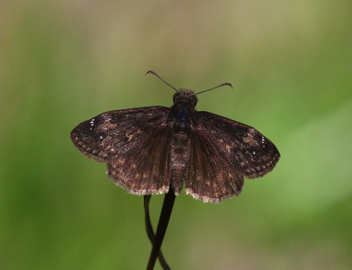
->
173, 89, 198, 107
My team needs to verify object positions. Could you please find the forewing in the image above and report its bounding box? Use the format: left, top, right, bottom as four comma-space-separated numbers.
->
107, 125, 172, 195
193, 111, 280, 179
185, 129, 244, 203
70, 106, 170, 162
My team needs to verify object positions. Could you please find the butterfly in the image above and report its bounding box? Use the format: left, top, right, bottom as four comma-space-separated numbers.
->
70, 71, 280, 203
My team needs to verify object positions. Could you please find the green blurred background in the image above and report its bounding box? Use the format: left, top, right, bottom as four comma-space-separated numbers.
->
1, 1, 351, 269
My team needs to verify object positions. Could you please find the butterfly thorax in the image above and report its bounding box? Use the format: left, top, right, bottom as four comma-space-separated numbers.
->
170, 103, 194, 132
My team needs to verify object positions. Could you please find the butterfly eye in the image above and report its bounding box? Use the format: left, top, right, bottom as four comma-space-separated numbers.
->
191, 96, 198, 106
173, 93, 179, 103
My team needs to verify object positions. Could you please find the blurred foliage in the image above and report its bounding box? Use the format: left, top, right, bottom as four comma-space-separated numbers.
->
1, 0, 352, 269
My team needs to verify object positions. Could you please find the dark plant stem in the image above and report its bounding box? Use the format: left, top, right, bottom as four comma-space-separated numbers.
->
146, 186, 176, 270
144, 195, 170, 270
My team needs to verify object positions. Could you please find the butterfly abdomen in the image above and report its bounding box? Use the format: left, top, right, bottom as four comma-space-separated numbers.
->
170, 133, 190, 195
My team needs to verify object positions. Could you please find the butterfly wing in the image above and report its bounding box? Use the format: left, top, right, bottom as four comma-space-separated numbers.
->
186, 129, 245, 203
71, 106, 172, 194
185, 111, 280, 203
107, 124, 172, 195
71, 106, 169, 161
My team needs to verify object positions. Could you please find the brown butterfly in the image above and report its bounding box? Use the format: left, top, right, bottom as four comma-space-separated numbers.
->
71, 71, 280, 203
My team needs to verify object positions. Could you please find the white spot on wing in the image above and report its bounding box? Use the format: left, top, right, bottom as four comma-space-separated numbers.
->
90, 118, 95, 129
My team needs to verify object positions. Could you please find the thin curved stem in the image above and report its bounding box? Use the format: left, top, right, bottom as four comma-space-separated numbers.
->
144, 195, 170, 270
146, 186, 176, 270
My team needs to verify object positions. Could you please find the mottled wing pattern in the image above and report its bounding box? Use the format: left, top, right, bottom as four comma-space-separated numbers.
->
71, 106, 169, 162
185, 111, 280, 203
185, 129, 244, 203
71, 106, 172, 194
195, 111, 280, 178
107, 125, 172, 195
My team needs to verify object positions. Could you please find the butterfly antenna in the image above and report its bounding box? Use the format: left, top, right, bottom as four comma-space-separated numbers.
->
145, 70, 178, 92
195, 82, 233, 95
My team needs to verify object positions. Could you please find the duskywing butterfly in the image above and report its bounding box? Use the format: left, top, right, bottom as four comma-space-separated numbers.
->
70, 71, 280, 203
